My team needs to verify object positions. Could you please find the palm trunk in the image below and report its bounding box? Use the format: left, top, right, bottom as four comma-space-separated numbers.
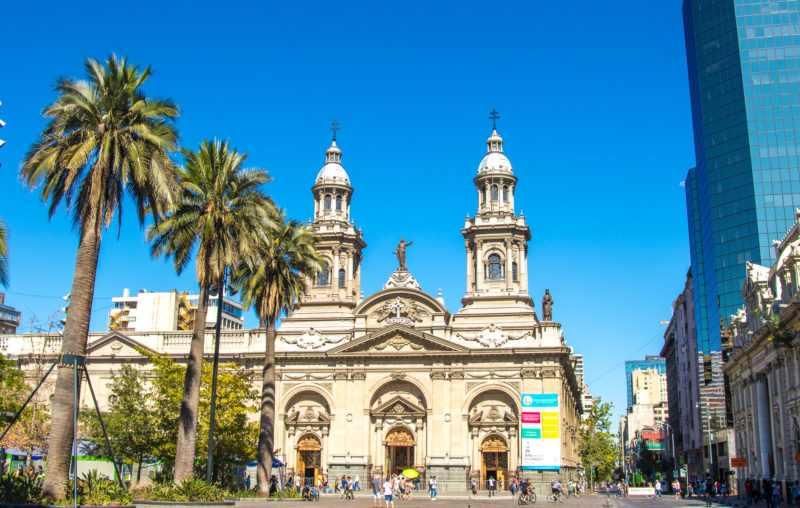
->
42, 214, 102, 500
173, 283, 210, 482
255, 321, 276, 497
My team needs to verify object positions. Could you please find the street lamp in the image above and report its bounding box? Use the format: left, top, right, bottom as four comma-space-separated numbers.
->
661, 422, 677, 478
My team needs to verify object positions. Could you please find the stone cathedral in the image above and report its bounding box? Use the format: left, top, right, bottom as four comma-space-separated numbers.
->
271, 126, 583, 490
5, 125, 584, 492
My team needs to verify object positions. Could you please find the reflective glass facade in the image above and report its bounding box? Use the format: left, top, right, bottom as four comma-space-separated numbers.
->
624, 357, 666, 408
683, 0, 800, 358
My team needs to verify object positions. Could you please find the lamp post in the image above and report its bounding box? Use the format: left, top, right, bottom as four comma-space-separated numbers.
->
661, 422, 677, 481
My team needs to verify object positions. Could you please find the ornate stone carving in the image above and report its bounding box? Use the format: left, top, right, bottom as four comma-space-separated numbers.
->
542, 289, 553, 321
390, 371, 407, 380
373, 335, 424, 351
520, 368, 539, 379
373, 297, 429, 327
280, 328, 349, 350
382, 270, 422, 291
430, 369, 446, 380
351, 370, 366, 380
333, 371, 348, 380
449, 370, 465, 379
456, 324, 531, 347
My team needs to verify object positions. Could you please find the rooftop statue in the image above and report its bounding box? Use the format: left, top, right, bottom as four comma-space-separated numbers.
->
393, 238, 414, 271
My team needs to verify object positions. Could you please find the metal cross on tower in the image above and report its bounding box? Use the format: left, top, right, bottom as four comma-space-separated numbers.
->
489, 109, 500, 130
330, 120, 340, 141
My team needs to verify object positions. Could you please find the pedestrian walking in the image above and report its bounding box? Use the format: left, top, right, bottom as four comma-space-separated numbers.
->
355, 475, 361, 491
429, 476, 437, 500
373, 475, 383, 508
383, 477, 394, 508
790, 481, 799, 507
471, 478, 478, 499
488, 477, 495, 497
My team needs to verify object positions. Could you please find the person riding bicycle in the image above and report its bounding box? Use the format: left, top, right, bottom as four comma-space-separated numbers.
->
551, 480, 562, 494
520, 478, 529, 496
302, 483, 312, 500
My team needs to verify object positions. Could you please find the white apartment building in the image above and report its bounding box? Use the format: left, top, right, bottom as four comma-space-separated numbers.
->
108, 288, 244, 332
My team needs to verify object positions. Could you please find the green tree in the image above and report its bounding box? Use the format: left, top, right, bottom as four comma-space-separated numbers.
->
0, 218, 8, 287
147, 139, 272, 482
634, 440, 655, 479
234, 210, 320, 496
20, 55, 179, 499
578, 398, 619, 490
81, 354, 258, 486
80, 364, 158, 482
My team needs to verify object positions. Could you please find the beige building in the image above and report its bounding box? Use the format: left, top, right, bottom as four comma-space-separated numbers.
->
1, 127, 584, 492
108, 288, 244, 332
726, 210, 800, 493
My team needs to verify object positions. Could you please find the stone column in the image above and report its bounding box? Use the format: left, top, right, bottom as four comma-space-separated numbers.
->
465, 241, 474, 296
505, 240, 513, 291
508, 427, 518, 473
332, 248, 340, 298
346, 249, 354, 299
322, 428, 329, 474
475, 242, 483, 293
287, 430, 296, 473
520, 244, 528, 294
757, 377, 772, 477
415, 419, 424, 468
375, 420, 384, 476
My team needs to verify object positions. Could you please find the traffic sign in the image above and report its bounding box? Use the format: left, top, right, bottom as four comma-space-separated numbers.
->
731, 458, 747, 467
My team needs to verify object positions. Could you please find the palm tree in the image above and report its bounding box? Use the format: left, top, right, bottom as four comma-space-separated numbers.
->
234, 210, 320, 496
20, 55, 178, 498
148, 139, 272, 482
0, 218, 8, 287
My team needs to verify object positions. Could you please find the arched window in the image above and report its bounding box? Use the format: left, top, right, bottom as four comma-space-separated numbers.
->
338, 268, 346, 287
512, 262, 518, 281
317, 262, 329, 286
335, 195, 342, 210
491, 185, 499, 201
483, 187, 487, 204
488, 254, 503, 280
324, 195, 331, 210
503, 186, 509, 202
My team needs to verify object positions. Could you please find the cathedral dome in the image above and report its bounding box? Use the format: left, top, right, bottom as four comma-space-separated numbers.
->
477, 129, 513, 174
315, 140, 350, 185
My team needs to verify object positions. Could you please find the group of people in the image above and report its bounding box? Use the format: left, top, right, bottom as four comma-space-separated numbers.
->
744, 478, 800, 508
371, 474, 435, 507
14, 464, 44, 481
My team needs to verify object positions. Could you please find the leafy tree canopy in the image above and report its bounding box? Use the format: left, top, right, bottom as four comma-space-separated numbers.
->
578, 397, 619, 485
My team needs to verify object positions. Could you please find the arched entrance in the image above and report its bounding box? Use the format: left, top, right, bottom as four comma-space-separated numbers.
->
296, 434, 321, 483
386, 427, 414, 476
481, 435, 508, 489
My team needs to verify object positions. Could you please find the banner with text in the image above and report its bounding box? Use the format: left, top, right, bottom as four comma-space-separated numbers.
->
521, 393, 560, 470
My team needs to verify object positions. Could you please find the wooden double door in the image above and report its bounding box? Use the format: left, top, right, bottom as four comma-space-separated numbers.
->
297, 434, 321, 483
386, 427, 415, 475
481, 435, 508, 489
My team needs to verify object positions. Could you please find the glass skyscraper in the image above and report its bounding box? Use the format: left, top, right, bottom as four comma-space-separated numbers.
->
683, 0, 800, 395
624, 356, 667, 409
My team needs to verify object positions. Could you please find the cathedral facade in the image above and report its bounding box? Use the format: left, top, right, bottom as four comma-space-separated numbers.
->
271, 127, 583, 490
2, 126, 584, 492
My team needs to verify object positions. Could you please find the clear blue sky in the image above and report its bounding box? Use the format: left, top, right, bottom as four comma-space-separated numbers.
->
0, 1, 693, 426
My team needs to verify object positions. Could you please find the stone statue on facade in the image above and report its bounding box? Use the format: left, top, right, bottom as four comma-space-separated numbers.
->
542, 289, 553, 321
393, 238, 414, 270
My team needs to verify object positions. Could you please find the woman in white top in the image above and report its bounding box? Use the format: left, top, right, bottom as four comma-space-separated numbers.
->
383, 479, 395, 508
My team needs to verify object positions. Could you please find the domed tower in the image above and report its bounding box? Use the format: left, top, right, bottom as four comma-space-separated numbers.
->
461, 117, 532, 304
307, 130, 366, 304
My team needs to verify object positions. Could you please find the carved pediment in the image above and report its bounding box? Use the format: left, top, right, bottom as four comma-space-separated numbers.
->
327, 325, 469, 355
279, 328, 350, 350
371, 395, 426, 418
87, 331, 157, 358
285, 408, 331, 425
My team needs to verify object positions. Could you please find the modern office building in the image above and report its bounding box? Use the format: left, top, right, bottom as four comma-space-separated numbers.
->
683, 0, 800, 389
624, 356, 666, 408
108, 288, 244, 332
0, 293, 21, 335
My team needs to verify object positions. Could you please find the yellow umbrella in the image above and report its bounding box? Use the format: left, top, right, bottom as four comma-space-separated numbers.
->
401, 469, 419, 479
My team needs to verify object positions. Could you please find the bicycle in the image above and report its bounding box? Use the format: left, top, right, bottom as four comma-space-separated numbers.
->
304, 487, 320, 501
518, 490, 537, 505
547, 491, 565, 503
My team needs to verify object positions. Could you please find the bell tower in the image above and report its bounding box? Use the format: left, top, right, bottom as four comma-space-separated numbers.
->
306, 124, 366, 305
461, 113, 532, 305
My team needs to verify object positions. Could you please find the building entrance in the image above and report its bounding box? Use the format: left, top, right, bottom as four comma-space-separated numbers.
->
386, 427, 415, 476
296, 434, 321, 484
481, 435, 508, 489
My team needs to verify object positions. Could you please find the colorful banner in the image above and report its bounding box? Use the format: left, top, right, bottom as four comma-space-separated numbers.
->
521, 393, 560, 470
